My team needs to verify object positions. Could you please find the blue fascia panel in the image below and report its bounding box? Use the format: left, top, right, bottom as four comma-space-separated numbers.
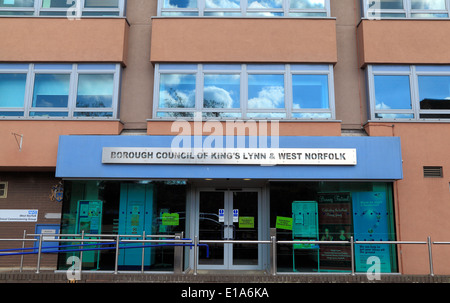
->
55, 135, 403, 180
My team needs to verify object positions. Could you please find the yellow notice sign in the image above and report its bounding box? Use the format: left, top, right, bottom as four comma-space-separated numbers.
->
276, 216, 293, 230
239, 217, 254, 228
162, 213, 179, 226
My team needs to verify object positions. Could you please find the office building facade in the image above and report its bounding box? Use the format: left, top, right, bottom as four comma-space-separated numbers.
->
0, 0, 449, 276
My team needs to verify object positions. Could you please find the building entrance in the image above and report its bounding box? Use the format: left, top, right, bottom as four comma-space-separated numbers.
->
196, 188, 262, 270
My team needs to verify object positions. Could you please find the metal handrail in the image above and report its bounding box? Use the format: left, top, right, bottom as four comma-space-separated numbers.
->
0, 231, 442, 278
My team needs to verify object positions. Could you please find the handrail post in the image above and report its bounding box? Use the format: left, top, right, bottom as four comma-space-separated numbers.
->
141, 231, 146, 273
35, 234, 43, 274
270, 228, 277, 276
20, 230, 26, 273
427, 236, 434, 277
79, 231, 84, 276
350, 236, 355, 276
193, 236, 198, 275
114, 235, 120, 275
174, 232, 183, 274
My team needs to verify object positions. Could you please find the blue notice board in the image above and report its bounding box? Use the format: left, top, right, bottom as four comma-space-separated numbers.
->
34, 224, 60, 253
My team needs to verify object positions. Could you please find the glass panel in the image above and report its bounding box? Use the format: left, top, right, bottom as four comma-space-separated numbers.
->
32, 74, 70, 108
0, 74, 27, 108
292, 112, 332, 119
246, 112, 286, 118
411, 0, 446, 10
248, 0, 283, 8
74, 112, 113, 117
369, 0, 404, 9
375, 113, 414, 119
374, 75, 412, 110
29, 111, 68, 117
0, 0, 34, 7
292, 74, 329, 109
418, 76, 450, 110
199, 191, 225, 266
163, 0, 197, 8
84, 0, 119, 8
248, 74, 285, 109
156, 111, 195, 118
232, 191, 258, 266
205, 0, 240, 9
76, 74, 114, 108
411, 13, 448, 17
203, 74, 240, 109
58, 181, 187, 272
290, 0, 325, 9
0, 111, 24, 116
159, 74, 196, 109
42, 0, 72, 8
203, 112, 242, 118
270, 181, 398, 273
0, 11, 34, 15
289, 12, 327, 16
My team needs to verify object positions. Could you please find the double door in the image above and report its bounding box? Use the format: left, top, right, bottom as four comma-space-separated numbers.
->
196, 188, 262, 270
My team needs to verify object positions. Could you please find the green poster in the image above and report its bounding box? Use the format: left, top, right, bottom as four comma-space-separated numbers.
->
239, 217, 254, 228
162, 213, 179, 226
276, 216, 293, 230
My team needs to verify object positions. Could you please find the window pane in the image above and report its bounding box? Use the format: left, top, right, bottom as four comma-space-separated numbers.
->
411, 0, 446, 10
42, 0, 71, 8
418, 76, 450, 110
0, 74, 27, 108
0, 0, 34, 7
205, 0, 240, 9
159, 74, 196, 108
248, 74, 284, 109
292, 74, 329, 109
369, 0, 404, 9
84, 0, 119, 8
29, 111, 68, 117
76, 74, 114, 108
32, 74, 70, 108
290, 0, 325, 9
248, 0, 282, 8
203, 74, 240, 109
74, 112, 113, 117
163, 0, 197, 8
374, 75, 412, 110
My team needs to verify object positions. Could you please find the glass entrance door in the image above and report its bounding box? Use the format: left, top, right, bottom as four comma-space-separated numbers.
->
197, 189, 261, 270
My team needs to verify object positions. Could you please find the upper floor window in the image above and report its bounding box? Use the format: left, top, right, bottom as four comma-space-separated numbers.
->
158, 0, 330, 17
0, 0, 126, 17
367, 65, 450, 121
0, 63, 121, 119
153, 64, 335, 120
363, 0, 450, 19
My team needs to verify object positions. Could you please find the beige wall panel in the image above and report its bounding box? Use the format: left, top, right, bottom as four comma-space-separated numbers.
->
357, 20, 450, 67
0, 121, 123, 169
150, 18, 337, 63
0, 18, 129, 65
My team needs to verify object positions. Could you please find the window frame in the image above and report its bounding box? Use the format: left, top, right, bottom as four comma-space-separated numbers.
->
153, 63, 336, 120
0, 0, 126, 17
363, 0, 450, 19
367, 65, 450, 121
157, 0, 331, 17
0, 182, 7, 199
0, 63, 121, 120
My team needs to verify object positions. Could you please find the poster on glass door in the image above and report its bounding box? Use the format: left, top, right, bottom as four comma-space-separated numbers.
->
352, 192, 391, 273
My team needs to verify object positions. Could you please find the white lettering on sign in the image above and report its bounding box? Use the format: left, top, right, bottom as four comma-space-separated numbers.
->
102, 148, 357, 166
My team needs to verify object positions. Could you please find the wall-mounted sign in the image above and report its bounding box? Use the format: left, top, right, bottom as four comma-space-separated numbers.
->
0, 210, 38, 222
102, 148, 357, 166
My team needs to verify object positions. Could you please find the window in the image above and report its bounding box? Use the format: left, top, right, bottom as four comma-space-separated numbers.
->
0, 0, 126, 16
154, 64, 335, 120
363, 0, 450, 19
0, 64, 121, 119
0, 182, 7, 198
158, 0, 330, 17
367, 65, 450, 120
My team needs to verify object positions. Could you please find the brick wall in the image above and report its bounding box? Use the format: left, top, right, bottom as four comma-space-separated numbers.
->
0, 172, 62, 271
